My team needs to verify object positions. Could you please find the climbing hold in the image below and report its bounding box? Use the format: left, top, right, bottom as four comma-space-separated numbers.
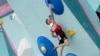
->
40, 46, 46, 53
66, 53, 77, 56
45, 0, 64, 15
37, 36, 58, 56
0, 19, 4, 25
67, 29, 76, 38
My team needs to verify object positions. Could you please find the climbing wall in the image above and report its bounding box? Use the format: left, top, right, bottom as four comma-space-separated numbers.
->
0, 0, 13, 18
0, 20, 17, 56
1, 0, 100, 56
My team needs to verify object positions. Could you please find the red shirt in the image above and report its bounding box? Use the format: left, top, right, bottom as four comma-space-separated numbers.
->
53, 24, 63, 35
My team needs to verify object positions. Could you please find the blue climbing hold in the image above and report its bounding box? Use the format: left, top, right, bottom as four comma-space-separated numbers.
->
45, 0, 64, 15
37, 36, 58, 56
66, 53, 77, 56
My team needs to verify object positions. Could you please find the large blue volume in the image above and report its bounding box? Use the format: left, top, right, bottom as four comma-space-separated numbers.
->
37, 36, 58, 56
45, 0, 64, 15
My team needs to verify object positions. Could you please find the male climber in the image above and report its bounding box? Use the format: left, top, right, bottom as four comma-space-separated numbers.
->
45, 4, 69, 56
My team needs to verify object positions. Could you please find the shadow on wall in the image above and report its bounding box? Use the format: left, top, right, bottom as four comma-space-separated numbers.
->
96, 5, 100, 20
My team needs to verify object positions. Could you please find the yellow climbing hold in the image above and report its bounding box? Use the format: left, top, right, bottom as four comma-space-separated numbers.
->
68, 29, 76, 38
0, 19, 4, 25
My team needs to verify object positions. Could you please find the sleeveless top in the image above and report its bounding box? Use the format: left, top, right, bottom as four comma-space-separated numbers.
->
49, 23, 63, 35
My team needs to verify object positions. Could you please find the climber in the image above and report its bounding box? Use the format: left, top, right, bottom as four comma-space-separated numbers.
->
45, 4, 69, 56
